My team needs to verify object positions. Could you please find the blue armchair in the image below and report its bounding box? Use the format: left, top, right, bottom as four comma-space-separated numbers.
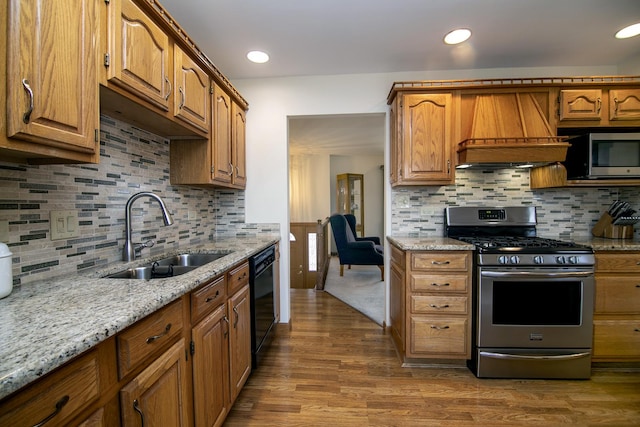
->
329, 214, 384, 280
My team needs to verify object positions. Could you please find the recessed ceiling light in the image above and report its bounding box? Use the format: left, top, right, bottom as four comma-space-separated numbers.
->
444, 28, 472, 45
247, 50, 269, 63
615, 22, 640, 39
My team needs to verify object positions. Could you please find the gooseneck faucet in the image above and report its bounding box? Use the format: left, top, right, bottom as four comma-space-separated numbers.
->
123, 192, 174, 262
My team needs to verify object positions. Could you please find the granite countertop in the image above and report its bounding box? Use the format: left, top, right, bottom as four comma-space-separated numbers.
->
388, 235, 640, 251
387, 236, 475, 251
0, 235, 279, 400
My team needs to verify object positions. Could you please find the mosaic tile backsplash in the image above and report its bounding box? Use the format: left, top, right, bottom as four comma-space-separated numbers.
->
391, 168, 640, 238
0, 115, 277, 287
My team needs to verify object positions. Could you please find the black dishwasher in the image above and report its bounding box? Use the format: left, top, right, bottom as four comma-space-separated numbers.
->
249, 245, 276, 368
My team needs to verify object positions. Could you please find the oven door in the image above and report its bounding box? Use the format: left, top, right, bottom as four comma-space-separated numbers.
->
478, 267, 594, 349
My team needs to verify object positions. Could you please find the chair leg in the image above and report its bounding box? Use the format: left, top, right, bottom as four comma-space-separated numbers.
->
340, 264, 344, 276
378, 265, 384, 281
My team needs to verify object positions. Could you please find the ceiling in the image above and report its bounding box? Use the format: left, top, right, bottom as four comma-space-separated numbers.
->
159, 0, 640, 81
159, 0, 640, 155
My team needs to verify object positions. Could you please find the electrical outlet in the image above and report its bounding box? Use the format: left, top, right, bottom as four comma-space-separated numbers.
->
188, 210, 197, 220
50, 210, 80, 240
0, 220, 8, 242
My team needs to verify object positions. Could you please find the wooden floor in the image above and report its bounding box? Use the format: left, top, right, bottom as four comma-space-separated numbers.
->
224, 289, 640, 426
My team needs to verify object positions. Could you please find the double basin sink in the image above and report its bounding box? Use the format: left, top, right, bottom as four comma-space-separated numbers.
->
105, 252, 232, 280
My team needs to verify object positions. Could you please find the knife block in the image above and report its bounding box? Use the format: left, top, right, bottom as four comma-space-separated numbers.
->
592, 212, 634, 239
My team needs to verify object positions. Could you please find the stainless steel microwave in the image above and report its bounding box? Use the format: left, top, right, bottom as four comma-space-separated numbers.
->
563, 132, 640, 179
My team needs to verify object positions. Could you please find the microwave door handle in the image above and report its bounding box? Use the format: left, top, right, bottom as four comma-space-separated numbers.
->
481, 271, 593, 279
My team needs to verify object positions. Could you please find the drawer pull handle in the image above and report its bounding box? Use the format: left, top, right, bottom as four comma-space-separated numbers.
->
223, 315, 230, 337
431, 283, 450, 287
635, 329, 640, 333
429, 304, 450, 309
146, 323, 172, 344
233, 306, 239, 328
205, 290, 220, 302
431, 261, 450, 265
22, 79, 34, 124
430, 325, 450, 330
133, 399, 145, 427
33, 395, 69, 427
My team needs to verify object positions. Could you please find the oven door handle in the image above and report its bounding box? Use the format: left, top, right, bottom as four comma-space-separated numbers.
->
479, 351, 591, 361
481, 271, 593, 279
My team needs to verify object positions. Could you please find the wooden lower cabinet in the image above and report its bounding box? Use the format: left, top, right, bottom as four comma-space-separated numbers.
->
390, 245, 472, 362
192, 303, 229, 427
228, 284, 252, 403
120, 339, 190, 426
593, 251, 640, 362
0, 337, 118, 427
0, 258, 259, 427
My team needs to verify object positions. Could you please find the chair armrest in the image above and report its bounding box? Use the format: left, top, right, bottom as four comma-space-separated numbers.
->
356, 236, 381, 245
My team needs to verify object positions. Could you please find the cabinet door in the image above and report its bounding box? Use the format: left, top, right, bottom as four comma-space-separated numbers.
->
211, 84, 233, 184
228, 285, 251, 403
609, 89, 640, 121
120, 339, 190, 427
107, 0, 172, 111
174, 46, 210, 133
5, 0, 99, 159
192, 304, 229, 427
401, 93, 453, 184
232, 102, 247, 188
558, 89, 603, 121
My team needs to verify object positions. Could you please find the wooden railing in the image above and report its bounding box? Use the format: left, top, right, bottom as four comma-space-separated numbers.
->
315, 217, 331, 290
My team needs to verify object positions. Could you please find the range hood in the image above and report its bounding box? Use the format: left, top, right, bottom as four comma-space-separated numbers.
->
456, 93, 569, 169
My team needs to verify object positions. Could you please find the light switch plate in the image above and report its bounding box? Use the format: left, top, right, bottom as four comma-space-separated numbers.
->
50, 210, 79, 240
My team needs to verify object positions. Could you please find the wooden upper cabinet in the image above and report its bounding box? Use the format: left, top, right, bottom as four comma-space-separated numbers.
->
232, 102, 247, 188
609, 89, 640, 122
394, 93, 454, 186
106, 0, 172, 112
1, 0, 99, 163
173, 45, 210, 133
558, 87, 640, 126
212, 84, 233, 185
558, 89, 603, 121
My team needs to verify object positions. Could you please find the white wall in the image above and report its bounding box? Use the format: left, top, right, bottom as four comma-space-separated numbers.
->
234, 65, 619, 323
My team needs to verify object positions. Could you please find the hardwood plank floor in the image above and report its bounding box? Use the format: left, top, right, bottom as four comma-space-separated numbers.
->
224, 289, 640, 426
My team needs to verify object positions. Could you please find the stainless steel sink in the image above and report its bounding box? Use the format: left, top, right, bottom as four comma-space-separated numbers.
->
154, 252, 230, 267
104, 251, 233, 279
106, 265, 199, 280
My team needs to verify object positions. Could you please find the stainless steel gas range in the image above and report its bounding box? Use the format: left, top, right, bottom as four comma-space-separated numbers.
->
445, 206, 595, 379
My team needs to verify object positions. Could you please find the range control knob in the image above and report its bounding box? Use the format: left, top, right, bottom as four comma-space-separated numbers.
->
568, 256, 578, 264
510, 256, 520, 264
533, 256, 544, 264
498, 255, 508, 264
556, 256, 566, 264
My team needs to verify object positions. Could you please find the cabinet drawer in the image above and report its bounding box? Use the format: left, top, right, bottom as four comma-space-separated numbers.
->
227, 262, 249, 296
411, 295, 468, 315
117, 299, 184, 379
191, 275, 226, 323
595, 253, 640, 272
411, 251, 470, 272
595, 275, 640, 314
593, 319, 640, 359
409, 316, 468, 357
0, 350, 100, 426
410, 273, 469, 293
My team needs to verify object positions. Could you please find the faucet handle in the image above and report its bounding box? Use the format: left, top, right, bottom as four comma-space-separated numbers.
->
134, 239, 155, 254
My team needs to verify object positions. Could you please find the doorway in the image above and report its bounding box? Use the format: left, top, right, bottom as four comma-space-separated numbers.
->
287, 113, 385, 321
